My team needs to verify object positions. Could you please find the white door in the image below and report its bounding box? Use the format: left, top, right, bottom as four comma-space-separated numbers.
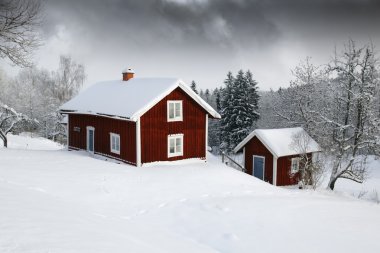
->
87, 127, 95, 153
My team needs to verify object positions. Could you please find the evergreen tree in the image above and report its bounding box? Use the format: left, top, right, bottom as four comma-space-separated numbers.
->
229, 70, 252, 148
245, 70, 260, 126
220, 72, 236, 152
216, 88, 222, 111
208, 88, 222, 151
205, 89, 210, 102
219, 70, 261, 152
190, 80, 198, 94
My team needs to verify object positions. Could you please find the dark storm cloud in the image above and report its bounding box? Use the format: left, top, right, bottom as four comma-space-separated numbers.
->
35, 0, 380, 89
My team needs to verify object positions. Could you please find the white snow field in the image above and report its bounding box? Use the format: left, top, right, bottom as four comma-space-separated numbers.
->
1, 135, 380, 253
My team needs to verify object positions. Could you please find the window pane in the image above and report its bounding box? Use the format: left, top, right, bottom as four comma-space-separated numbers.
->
112, 136, 115, 150
169, 138, 175, 153
175, 103, 181, 117
169, 103, 174, 118
176, 137, 182, 153
116, 137, 120, 151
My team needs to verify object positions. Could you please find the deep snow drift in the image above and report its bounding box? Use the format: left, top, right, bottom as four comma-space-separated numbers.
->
1, 135, 380, 253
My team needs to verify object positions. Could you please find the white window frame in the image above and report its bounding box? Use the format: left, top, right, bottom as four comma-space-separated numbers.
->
110, 133, 120, 155
291, 157, 300, 174
86, 126, 95, 153
168, 134, 184, 158
167, 100, 183, 122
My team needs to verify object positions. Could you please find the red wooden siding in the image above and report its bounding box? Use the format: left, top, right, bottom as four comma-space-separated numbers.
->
140, 87, 207, 164
276, 155, 300, 186
244, 136, 273, 184
68, 114, 136, 165
276, 154, 313, 186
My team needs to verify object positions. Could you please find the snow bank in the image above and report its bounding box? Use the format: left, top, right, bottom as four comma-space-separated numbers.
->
0, 133, 63, 150
0, 135, 380, 253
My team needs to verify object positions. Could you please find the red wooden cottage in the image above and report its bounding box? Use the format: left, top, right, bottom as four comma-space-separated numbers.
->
60, 69, 221, 166
234, 127, 320, 186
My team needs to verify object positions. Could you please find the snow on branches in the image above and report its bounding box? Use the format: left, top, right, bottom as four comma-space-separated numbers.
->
0, 102, 30, 147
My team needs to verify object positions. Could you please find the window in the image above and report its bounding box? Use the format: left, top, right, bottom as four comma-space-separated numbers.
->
168, 134, 183, 157
110, 133, 120, 154
291, 157, 300, 173
167, 101, 183, 121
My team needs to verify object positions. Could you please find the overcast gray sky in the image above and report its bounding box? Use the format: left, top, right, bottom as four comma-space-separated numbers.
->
1, 0, 380, 90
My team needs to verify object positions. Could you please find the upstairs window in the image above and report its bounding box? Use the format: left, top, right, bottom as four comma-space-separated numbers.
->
168, 134, 183, 157
291, 157, 300, 174
110, 133, 120, 154
167, 101, 183, 122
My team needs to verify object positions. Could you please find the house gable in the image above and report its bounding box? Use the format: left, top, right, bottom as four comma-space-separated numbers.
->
140, 87, 207, 164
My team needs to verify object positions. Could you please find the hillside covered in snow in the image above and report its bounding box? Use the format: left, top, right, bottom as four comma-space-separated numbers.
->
1, 135, 380, 253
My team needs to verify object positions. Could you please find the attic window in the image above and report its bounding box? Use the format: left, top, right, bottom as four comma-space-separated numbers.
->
167, 101, 183, 122
168, 134, 183, 157
291, 157, 300, 174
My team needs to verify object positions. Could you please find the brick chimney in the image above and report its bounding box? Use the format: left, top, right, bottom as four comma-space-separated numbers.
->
122, 68, 135, 81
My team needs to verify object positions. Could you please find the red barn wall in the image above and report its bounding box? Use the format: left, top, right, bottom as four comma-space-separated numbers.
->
140, 87, 207, 164
276, 153, 313, 186
244, 136, 273, 184
276, 155, 300, 186
68, 114, 136, 165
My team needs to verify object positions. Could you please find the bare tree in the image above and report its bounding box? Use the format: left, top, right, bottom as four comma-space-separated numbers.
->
51, 55, 86, 104
291, 131, 325, 189
0, 0, 42, 67
270, 41, 380, 190
324, 40, 380, 190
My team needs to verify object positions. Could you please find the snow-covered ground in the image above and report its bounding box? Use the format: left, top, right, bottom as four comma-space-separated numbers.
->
333, 156, 380, 203
1, 135, 380, 252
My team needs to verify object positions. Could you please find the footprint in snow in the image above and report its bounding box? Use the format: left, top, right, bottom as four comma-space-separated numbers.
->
29, 187, 47, 193
158, 203, 167, 208
120, 216, 131, 220
93, 213, 107, 218
138, 209, 147, 215
201, 194, 209, 198
223, 233, 240, 241
179, 198, 187, 202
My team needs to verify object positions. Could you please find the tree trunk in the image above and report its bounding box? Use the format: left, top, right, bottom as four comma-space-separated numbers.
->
328, 162, 340, 190
0, 133, 7, 148
328, 177, 337, 190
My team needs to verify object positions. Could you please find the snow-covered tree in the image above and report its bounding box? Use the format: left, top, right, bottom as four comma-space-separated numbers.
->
208, 88, 222, 151
220, 70, 260, 152
220, 72, 235, 152
323, 41, 380, 190
0, 55, 85, 142
0, 103, 30, 147
190, 80, 198, 94
204, 89, 210, 102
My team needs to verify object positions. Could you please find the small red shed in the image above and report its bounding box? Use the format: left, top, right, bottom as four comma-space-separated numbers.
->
59, 69, 221, 166
234, 128, 320, 186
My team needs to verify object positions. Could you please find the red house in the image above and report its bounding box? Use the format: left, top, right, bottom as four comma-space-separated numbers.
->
60, 69, 221, 166
234, 128, 320, 186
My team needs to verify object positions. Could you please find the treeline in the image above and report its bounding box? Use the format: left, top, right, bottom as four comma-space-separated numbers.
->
0, 55, 85, 143
192, 70, 260, 153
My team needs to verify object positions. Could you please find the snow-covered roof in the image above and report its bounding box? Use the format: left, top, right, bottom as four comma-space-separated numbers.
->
60, 78, 221, 121
234, 127, 321, 157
